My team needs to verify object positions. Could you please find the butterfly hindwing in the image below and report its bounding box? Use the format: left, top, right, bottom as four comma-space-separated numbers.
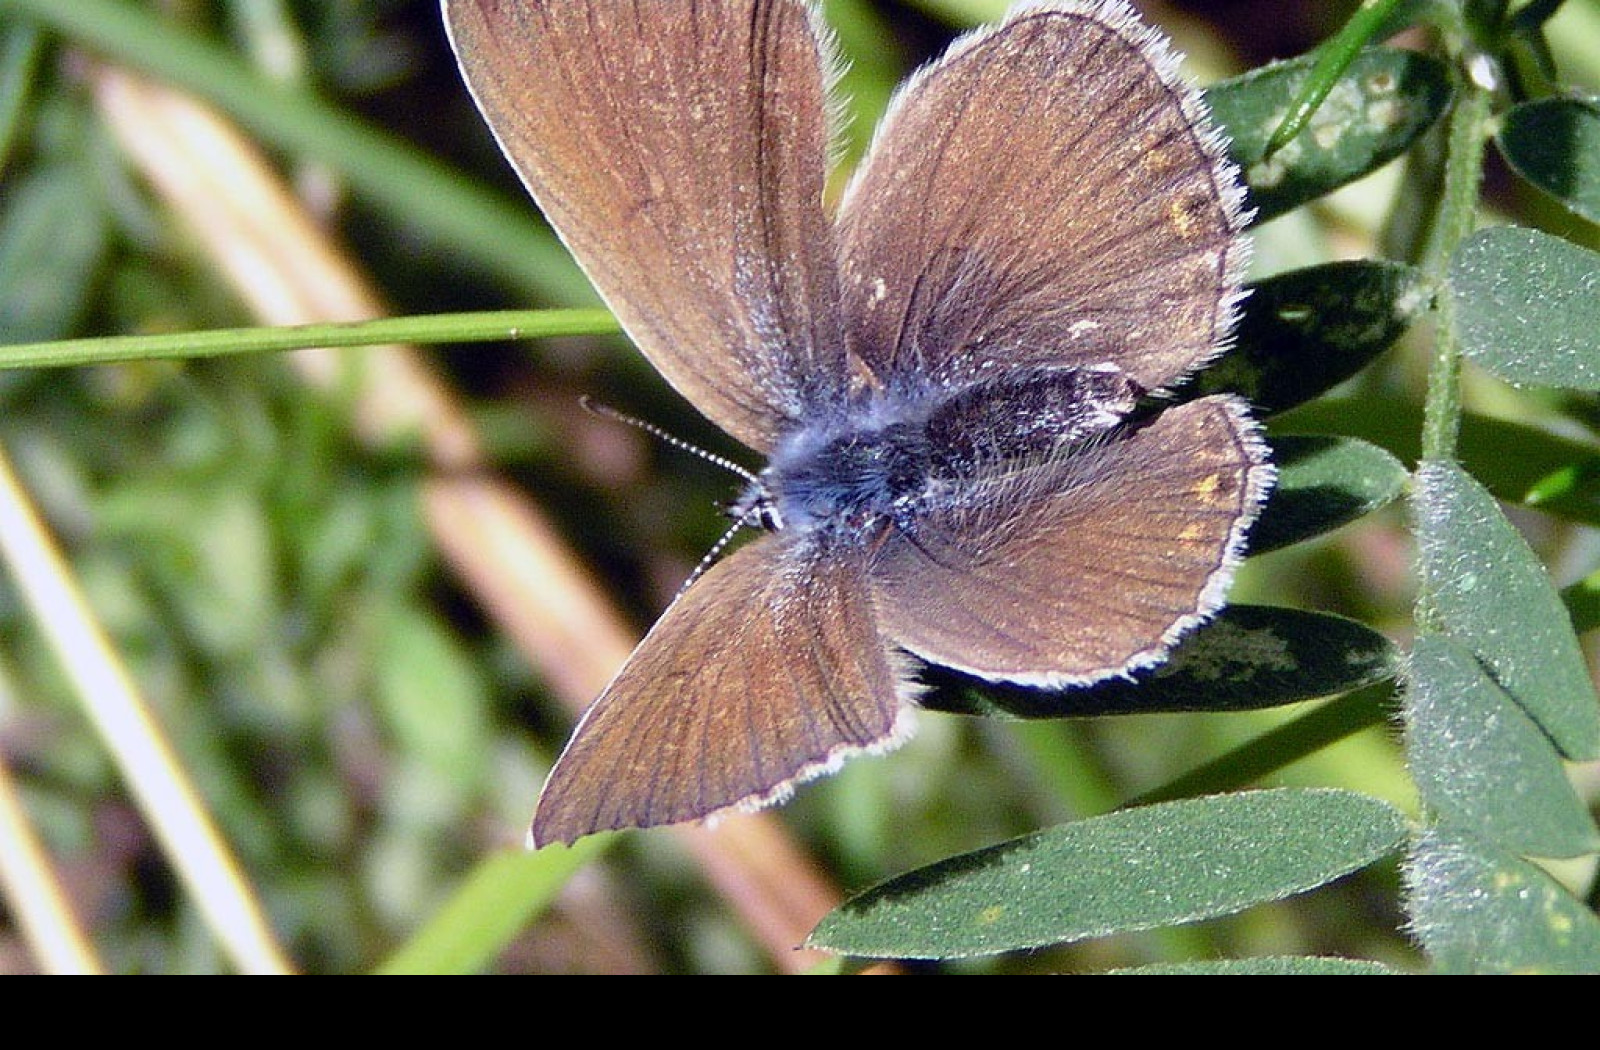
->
868, 395, 1272, 685
531, 533, 910, 846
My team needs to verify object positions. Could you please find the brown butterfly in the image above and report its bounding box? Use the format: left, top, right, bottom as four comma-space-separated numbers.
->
443, 0, 1273, 846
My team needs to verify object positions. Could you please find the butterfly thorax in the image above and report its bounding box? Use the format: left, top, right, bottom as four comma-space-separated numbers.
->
749, 364, 1146, 536
760, 416, 930, 533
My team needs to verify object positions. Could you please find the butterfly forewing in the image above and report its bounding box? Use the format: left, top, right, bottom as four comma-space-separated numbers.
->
868, 396, 1272, 685
444, 0, 847, 453
836, 2, 1248, 394
531, 534, 908, 846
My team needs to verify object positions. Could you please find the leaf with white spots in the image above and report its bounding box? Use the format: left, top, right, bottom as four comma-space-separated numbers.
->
1176, 260, 1425, 415
808, 788, 1406, 959
1405, 826, 1600, 974
1451, 227, 1600, 390
1414, 460, 1600, 760
1205, 48, 1452, 223
1405, 635, 1600, 859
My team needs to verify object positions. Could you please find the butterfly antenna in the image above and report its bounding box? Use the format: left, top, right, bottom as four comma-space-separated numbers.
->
674, 501, 766, 597
580, 395, 759, 484
581, 396, 773, 597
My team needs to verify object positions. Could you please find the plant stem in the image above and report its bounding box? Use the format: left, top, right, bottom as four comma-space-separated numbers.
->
1414, 22, 1498, 640
0, 309, 621, 370
1419, 46, 1496, 464
1127, 684, 1393, 808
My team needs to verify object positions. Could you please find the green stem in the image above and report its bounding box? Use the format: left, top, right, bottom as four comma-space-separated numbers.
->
1418, 47, 1495, 464
0, 309, 621, 370
1264, 0, 1408, 157
372, 840, 609, 975
1414, 23, 1498, 639
1126, 684, 1393, 808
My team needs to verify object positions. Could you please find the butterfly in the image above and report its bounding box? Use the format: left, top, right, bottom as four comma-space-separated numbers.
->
443, 0, 1274, 846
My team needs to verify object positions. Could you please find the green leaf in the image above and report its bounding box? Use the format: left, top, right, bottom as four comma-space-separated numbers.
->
1414, 460, 1600, 760
373, 840, 608, 974
0, 21, 43, 176
1179, 261, 1424, 416
1405, 635, 1600, 859
1522, 457, 1600, 528
1497, 97, 1600, 224
921, 605, 1400, 718
0, 164, 107, 342
1250, 435, 1409, 553
1451, 227, 1600, 390
1206, 48, 1452, 224
1458, 414, 1600, 523
1562, 567, 1600, 635
374, 608, 491, 789
808, 788, 1406, 959
1404, 827, 1600, 974
1109, 956, 1405, 975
